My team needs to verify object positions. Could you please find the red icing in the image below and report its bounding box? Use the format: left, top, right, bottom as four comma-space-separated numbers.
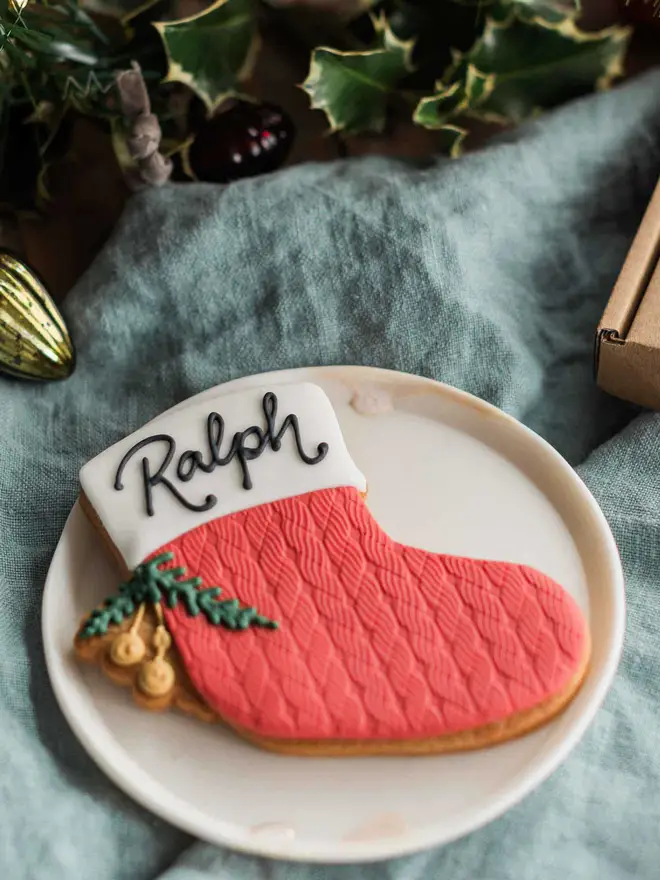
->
153, 487, 587, 741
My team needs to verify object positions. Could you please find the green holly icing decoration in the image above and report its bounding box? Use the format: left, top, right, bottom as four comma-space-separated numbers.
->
79, 552, 277, 639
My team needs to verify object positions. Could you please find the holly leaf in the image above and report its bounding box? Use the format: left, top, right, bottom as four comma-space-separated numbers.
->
464, 64, 495, 104
387, 0, 483, 82
468, 9, 631, 123
414, 5, 631, 134
302, 17, 414, 134
507, 0, 581, 19
413, 81, 465, 129
154, 0, 258, 113
436, 124, 468, 159
370, 10, 415, 58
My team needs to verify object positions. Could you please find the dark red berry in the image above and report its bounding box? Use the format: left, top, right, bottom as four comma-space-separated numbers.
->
187, 101, 295, 183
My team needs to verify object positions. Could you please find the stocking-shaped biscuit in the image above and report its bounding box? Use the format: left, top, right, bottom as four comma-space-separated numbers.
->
75, 383, 589, 755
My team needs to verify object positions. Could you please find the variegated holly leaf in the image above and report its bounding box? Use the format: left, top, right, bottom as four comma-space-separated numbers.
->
412, 64, 496, 127
413, 81, 464, 129
154, 0, 258, 113
412, 83, 468, 157
414, 4, 631, 135
370, 9, 415, 56
469, 7, 631, 123
302, 16, 414, 134
436, 123, 468, 159
507, 0, 580, 18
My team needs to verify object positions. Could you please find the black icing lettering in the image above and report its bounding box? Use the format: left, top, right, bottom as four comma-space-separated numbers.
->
206, 412, 225, 469
176, 450, 200, 482
115, 435, 217, 516
262, 391, 329, 463
218, 425, 267, 490
114, 393, 330, 517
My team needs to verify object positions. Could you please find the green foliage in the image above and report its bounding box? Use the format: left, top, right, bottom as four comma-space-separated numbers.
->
412, 80, 463, 129
413, 3, 631, 137
1, 1, 113, 105
435, 123, 468, 158
0, 0, 635, 209
0, 0, 132, 207
302, 15, 414, 134
294, 0, 631, 150
154, 0, 258, 112
79, 551, 277, 638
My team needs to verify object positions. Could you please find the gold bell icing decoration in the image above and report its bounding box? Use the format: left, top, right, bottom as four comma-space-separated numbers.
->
0, 252, 75, 380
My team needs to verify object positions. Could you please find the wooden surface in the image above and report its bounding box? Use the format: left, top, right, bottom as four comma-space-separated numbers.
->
18, 25, 660, 304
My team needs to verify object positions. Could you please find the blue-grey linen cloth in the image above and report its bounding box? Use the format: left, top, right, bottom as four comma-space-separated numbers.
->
2, 69, 660, 880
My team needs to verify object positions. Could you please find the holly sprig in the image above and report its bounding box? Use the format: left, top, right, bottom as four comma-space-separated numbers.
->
0, 0, 637, 210
79, 551, 278, 638
298, 1, 632, 148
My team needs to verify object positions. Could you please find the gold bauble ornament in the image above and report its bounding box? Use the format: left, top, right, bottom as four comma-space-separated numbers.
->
138, 657, 176, 698
109, 632, 146, 667
152, 626, 172, 653
0, 252, 75, 381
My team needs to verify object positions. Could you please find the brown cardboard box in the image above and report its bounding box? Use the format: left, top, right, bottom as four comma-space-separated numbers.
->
596, 177, 660, 409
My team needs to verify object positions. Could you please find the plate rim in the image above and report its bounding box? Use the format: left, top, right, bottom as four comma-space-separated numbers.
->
42, 364, 625, 863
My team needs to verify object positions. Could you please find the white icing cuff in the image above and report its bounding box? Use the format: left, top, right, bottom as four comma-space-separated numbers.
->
80, 383, 367, 569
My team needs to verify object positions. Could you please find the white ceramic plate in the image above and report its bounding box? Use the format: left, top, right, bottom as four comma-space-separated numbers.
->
42, 366, 624, 863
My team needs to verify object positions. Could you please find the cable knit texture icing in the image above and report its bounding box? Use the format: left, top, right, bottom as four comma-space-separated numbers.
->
153, 487, 587, 741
